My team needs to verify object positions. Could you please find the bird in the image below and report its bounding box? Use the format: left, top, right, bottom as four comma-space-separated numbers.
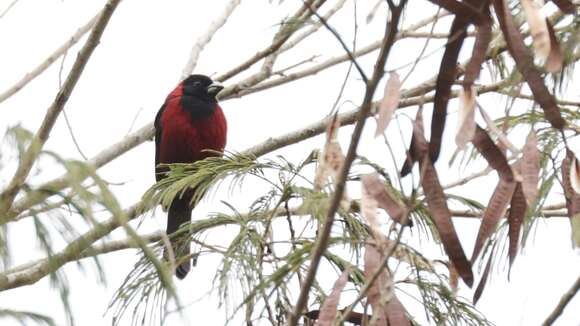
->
154, 74, 227, 279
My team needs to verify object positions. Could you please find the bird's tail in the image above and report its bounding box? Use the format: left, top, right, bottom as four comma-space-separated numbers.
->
165, 197, 192, 279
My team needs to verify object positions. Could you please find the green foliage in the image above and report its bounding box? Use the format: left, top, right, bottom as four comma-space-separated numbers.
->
0, 309, 56, 326
402, 273, 492, 326
111, 151, 491, 325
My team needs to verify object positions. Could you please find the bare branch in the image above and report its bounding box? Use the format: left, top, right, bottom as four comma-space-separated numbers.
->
181, 0, 242, 79
215, 0, 325, 83
7, 121, 153, 222
228, 11, 449, 99
0, 201, 144, 291
278, 0, 347, 53
9, 76, 512, 223
0, 0, 123, 219
451, 209, 569, 218
0, 0, 19, 19
287, 2, 407, 324
302, 0, 368, 82
0, 11, 100, 104
542, 275, 580, 326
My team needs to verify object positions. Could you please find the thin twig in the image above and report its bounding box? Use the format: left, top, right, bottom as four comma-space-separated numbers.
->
0, 11, 100, 104
8, 123, 153, 222
278, 0, 347, 53
287, 2, 407, 324
181, 0, 242, 79
542, 275, 580, 326
0, 0, 123, 219
302, 0, 368, 82
0, 201, 144, 290
215, 0, 324, 83
0, 9, 527, 222
0, 0, 19, 19
497, 90, 580, 107
400, 7, 442, 85
225, 12, 453, 99
450, 209, 569, 218
59, 52, 89, 160
217, 0, 326, 98
8, 77, 513, 222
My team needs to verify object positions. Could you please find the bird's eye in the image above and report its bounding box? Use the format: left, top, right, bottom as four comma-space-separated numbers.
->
192, 81, 201, 87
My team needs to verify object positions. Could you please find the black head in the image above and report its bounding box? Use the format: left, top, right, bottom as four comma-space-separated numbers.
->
181, 74, 223, 102
179, 75, 224, 119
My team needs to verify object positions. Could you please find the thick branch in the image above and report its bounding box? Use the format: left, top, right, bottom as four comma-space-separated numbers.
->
9, 77, 511, 223
5, 10, 451, 221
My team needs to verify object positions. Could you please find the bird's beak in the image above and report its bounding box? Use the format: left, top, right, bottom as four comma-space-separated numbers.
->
206, 82, 224, 97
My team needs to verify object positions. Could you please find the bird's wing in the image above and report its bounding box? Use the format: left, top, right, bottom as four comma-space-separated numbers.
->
154, 103, 166, 182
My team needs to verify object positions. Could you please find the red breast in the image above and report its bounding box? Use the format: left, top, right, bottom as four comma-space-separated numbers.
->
158, 83, 227, 164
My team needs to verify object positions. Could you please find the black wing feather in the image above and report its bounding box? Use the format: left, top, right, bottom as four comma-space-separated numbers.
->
154, 103, 166, 182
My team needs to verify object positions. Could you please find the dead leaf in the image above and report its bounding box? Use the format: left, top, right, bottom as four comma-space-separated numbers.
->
364, 242, 390, 326
550, 0, 576, 13
428, 0, 489, 162
571, 214, 580, 248
455, 86, 477, 149
520, 0, 550, 61
492, 0, 565, 130
562, 150, 580, 214
478, 106, 518, 154
562, 149, 580, 248
316, 271, 349, 326
385, 295, 411, 326
401, 108, 428, 177
570, 153, 580, 195
472, 125, 514, 181
361, 173, 410, 226
521, 132, 540, 204
375, 72, 401, 137
305, 310, 366, 325
425, 0, 486, 25
473, 252, 493, 304
361, 184, 381, 238
314, 113, 345, 190
420, 157, 474, 287
472, 177, 517, 262
508, 181, 527, 274
430, 19, 467, 163
545, 19, 563, 73
362, 241, 410, 325
449, 263, 459, 295
463, 9, 492, 88
326, 111, 340, 142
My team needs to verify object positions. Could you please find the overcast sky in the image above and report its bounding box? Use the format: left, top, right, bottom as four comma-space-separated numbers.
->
0, 0, 579, 325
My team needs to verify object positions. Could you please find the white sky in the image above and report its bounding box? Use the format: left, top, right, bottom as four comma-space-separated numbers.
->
0, 0, 579, 325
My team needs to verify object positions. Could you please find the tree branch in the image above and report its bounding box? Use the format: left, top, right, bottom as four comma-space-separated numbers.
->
0, 12, 100, 104
180, 0, 242, 79
542, 275, 580, 326
215, 0, 326, 83
8, 76, 512, 223
0, 201, 144, 291
287, 2, 407, 324
0, 0, 123, 220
